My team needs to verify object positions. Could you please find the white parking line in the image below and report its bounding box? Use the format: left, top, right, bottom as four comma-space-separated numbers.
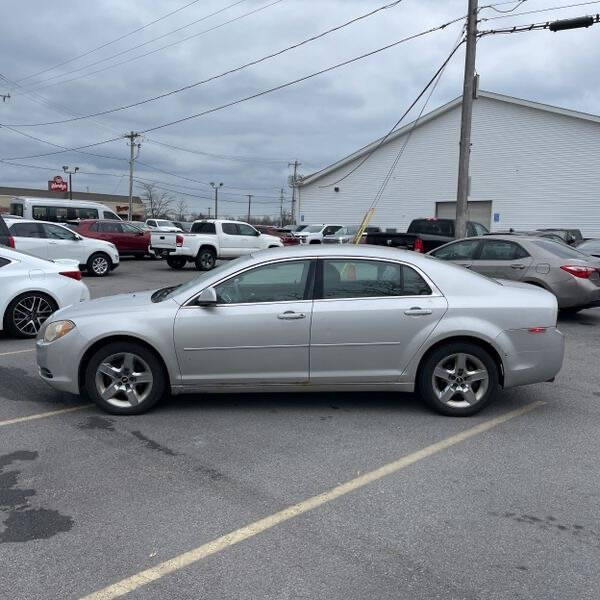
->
81, 401, 545, 600
0, 405, 93, 428
0, 348, 35, 357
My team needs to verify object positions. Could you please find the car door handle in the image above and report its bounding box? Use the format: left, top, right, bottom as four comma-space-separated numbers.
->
277, 311, 306, 320
511, 263, 526, 269
462, 263, 473, 269
404, 307, 433, 316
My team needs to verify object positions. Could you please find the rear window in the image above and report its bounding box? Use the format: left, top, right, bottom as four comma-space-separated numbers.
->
408, 219, 454, 236
0, 257, 9, 268
532, 240, 590, 259
10, 203, 23, 217
9, 222, 45, 238
191, 222, 216, 234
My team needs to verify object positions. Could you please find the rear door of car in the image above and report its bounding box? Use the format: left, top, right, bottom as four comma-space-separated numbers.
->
218, 222, 245, 257
8, 222, 47, 257
309, 258, 447, 383
429, 239, 481, 269
474, 239, 533, 280
99, 222, 127, 252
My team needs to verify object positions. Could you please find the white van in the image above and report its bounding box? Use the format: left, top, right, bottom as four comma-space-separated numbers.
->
9, 196, 122, 223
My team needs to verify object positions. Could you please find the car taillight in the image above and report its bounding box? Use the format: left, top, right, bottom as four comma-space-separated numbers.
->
560, 265, 596, 279
7, 235, 15, 248
528, 327, 547, 334
176, 234, 184, 247
413, 238, 425, 253
60, 271, 82, 281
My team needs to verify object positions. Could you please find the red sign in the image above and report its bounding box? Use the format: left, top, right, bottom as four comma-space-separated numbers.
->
48, 175, 67, 192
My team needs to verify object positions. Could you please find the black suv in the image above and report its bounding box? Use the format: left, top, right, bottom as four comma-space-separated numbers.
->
0, 214, 14, 248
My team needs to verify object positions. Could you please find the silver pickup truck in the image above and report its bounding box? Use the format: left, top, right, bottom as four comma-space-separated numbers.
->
150, 219, 283, 270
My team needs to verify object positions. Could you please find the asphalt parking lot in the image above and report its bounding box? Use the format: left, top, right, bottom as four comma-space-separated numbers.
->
1, 258, 599, 600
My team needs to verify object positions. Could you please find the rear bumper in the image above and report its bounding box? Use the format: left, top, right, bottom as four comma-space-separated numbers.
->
497, 327, 565, 389
553, 277, 600, 308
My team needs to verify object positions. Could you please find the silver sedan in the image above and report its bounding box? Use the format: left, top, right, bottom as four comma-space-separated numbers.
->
36, 245, 565, 417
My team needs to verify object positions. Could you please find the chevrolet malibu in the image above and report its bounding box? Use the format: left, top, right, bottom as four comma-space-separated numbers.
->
36, 246, 565, 417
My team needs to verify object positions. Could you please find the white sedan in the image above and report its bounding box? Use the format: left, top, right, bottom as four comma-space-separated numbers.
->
1, 246, 90, 338
5, 218, 120, 277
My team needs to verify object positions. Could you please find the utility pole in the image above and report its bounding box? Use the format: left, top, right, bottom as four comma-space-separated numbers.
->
279, 188, 284, 227
210, 182, 223, 219
62, 165, 79, 201
246, 195, 252, 223
125, 131, 141, 221
455, 0, 478, 240
288, 159, 301, 223
207, 207, 211, 219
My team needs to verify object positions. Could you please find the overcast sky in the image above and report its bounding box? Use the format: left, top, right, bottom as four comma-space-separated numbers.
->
1, 0, 599, 218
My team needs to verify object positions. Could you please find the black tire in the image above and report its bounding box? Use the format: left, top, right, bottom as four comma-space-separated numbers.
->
417, 342, 499, 417
560, 307, 582, 315
309, 240, 321, 245
167, 256, 187, 270
86, 252, 112, 277
84, 341, 166, 415
195, 247, 216, 271
134, 254, 145, 260
3, 292, 58, 339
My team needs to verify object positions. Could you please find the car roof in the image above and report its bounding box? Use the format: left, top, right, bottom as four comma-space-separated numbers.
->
4, 217, 68, 226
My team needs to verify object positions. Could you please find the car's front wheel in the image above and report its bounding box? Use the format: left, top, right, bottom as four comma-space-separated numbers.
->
84, 342, 166, 415
4, 292, 57, 338
87, 252, 112, 277
166, 256, 187, 270
417, 342, 498, 416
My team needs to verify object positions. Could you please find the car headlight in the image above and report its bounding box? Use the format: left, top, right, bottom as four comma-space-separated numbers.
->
44, 320, 75, 343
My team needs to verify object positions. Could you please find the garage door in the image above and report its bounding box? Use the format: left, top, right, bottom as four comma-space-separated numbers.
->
435, 201, 492, 228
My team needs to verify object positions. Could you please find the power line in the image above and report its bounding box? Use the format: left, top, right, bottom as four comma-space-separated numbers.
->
484, 0, 527, 14
19, 0, 280, 93
8, 0, 407, 127
13, 0, 210, 85
480, 0, 600, 20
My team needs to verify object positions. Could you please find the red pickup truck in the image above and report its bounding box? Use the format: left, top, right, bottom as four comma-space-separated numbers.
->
76, 220, 151, 258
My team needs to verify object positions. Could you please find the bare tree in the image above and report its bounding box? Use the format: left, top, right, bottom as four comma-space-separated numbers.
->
174, 199, 188, 222
138, 182, 174, 218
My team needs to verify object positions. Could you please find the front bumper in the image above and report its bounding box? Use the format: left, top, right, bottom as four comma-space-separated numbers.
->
497, 326, 565, 389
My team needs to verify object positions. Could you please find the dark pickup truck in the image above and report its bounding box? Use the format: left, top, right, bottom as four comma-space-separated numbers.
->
365, 218, 489, 253
0, 213, 15, 248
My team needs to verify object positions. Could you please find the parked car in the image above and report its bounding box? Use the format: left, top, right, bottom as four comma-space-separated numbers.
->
536, 228, 583, 246
1, 246, 89, 338
145, 219, 182, 232
36, 245, 564, 417
0, 214, 15, 248
75, 220, 151, 258
295, 224, 343, 244
429, 235, 600, 312
150, 219, 283, 271
366, 218, 489, 253
574, 239, 600, 259
173, 221, 192, 233
9, 196, 121, 222
323, 225, 360, 244
255, 225, 299, 246
5, 218, 120, 277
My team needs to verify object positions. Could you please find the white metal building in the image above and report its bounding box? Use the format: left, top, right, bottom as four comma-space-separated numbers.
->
296, 91, 600, 237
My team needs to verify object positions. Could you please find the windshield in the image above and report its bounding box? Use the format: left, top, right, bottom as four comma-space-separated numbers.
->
151, 256, 249, 302
532, 239, 591, 259
156, 220, 176, 227
305, 225, 324, 233
334, 226, 358, 236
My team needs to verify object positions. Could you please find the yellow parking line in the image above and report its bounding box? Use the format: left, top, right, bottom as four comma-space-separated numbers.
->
0, 348, 35, 357
0, 404, 93, 428
81, 401, 545, 600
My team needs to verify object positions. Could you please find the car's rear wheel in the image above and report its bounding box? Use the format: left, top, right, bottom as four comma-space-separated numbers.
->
4, 292, 57, 338
195, 248, 216, 271
87, 252, 112, 277
167, 256, 187, 270
417, 342, 498, 416
84, 342, 166, 415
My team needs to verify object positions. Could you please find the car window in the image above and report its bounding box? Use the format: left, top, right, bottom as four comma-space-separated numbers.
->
479, 240, 528, 260
216, 260, 311, 304
237, 223, 257, 236
408, 219, 454, 236
147, 220, 156, 227
323, 226, 341, 236
99, 222, 123, 233
191, 222, 216, 234
157, 220, 175, 227
431, 240, 480, 260
472, 222, 489, 236
0, 257, 9, 268
89, 223, 99, 232
322, 260, 431, 299
9, 222, 45, 238
577, 240, 600, 253
10, 203, 24, 217
121, 223, 141, 233
532, 239, 591, 259
221, 223, 239, 235
103, 211, 121, 220
42, 223, 78, 240
305, 225, 324, 233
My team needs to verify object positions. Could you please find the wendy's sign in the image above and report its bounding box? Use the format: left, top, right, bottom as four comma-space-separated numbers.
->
48, 175, 68, 192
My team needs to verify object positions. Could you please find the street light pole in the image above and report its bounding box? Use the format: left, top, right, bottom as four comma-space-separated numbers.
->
62, 165, 79, 202
210, 182, 223, 219
247, 194, 252, 223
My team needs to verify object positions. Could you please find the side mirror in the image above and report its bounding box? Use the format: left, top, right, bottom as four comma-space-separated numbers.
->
255, 230, 261, 236
196, 287, 217, 307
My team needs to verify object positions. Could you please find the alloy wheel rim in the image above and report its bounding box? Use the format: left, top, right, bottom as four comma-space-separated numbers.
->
92, 256, 109, 274
201, 253, 214, 268
13, 295, 54, 335
95, 352, 153, 408
431, 352, 489, 408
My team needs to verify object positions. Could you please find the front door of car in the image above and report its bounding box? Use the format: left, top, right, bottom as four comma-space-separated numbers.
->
174, 259, 314, 385
474, 239, 533, 280
121, 222, 146, 253
8, 222, 47, 258
41, 223, 82, 262
236, 223, 262, 251
309, 259, 447, 383
99, 222, 127, 251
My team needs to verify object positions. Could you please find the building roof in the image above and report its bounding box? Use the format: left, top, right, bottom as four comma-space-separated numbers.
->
0, 186, 143, 204
298, 90, 600, 186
